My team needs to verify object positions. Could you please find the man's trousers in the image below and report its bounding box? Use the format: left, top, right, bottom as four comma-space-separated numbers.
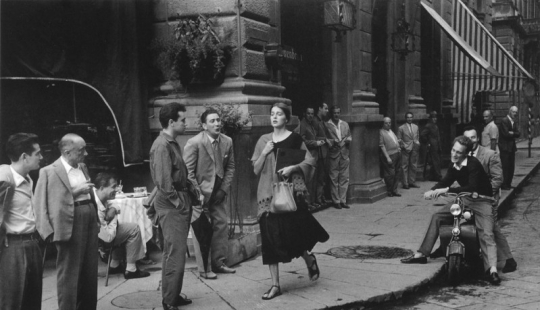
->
55, 203, 98, 310
0, 235, 43, 310
328, 155, 350, 204
418, 198, 498, 270
156, 203, 190, 306
380, 152, 402, 194
308, 157, 327, 204
500, 150, 516, 188
401, 145, 418, 187
112, 222, 145, 264
428, 147, 442, 180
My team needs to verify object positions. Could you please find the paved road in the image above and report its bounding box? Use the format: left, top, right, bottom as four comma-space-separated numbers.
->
363, 169, 540, 310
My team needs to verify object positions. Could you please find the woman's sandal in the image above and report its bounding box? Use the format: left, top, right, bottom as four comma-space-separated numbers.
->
308, 254, 320, 281
261, 285, 282, 300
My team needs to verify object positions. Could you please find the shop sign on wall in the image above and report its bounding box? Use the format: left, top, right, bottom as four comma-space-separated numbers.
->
281, 45, 302, 84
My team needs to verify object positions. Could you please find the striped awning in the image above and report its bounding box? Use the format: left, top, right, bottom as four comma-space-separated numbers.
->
421, 0, 535, 123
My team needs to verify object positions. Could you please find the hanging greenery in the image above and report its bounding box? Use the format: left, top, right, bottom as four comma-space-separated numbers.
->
152, 14, 233, 87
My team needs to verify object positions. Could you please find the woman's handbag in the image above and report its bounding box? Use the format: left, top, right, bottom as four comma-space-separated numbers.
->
270, 176, 297, 213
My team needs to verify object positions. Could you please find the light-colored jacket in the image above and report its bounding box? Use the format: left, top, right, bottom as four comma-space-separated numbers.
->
397, 123, 419, 152
34, 158, 99, 242
379, 129, 400, 156
0, 165, 15, 246
325, 119, 352, 159
474, 145, 503, 193
184, 132, 235, 201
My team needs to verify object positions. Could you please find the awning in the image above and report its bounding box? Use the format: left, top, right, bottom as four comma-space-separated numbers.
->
421, 0, 536, 123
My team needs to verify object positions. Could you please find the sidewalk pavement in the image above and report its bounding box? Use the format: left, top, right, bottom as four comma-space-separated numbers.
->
40, 138, 540, 310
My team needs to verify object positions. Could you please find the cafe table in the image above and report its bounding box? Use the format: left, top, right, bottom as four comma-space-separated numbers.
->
108, 194, 153, 253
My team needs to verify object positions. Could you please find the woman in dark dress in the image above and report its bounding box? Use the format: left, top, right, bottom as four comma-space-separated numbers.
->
251, 102, 329, 300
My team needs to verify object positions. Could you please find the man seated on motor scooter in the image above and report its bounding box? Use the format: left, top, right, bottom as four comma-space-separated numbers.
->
400, 135, 502, 285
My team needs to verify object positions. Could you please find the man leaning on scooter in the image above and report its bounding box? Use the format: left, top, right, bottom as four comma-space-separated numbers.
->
400, 135, 502, 285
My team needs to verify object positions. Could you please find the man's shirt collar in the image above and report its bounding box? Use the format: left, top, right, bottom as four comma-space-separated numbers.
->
206, 132, 220, 144
60, 156, 80, 173
453, 157, 468, 170
327, 119, 342, 127
9, 166, 29, 186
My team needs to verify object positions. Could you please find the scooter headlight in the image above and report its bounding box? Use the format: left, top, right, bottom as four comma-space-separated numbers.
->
463, 211, 472, 220
450, 204, 462, 216
452, 227, 460, 236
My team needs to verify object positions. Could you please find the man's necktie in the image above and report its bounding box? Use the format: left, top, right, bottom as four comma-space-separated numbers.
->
213, 140, 224, 179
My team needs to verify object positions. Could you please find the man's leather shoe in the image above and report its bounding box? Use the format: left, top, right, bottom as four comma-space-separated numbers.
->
124, 269, 150, 280
403, 185, 410, 189
108, 265, 125, 275
429, 247, 445, 259
214, 265, 236, 274
392, 192, 402, 197
340, 203, 350, 209
488, 272, 501, 285
199, 271, 218, 279
400, 255, 427, 264
162, 296, 193, 310
332, 203, 342, 209
409, 184, 420, 188
502, 258, 517, 273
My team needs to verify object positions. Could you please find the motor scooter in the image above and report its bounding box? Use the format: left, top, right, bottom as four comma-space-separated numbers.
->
439, 192, 496, 286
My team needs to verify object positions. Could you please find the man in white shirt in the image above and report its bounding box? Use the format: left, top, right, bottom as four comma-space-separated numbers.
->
0, 133, 43, 310
482, 110, 499, 152
94, 172, 149, 279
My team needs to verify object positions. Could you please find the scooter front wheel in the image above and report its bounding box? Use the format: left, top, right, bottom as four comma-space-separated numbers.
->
447, 254, 462, 286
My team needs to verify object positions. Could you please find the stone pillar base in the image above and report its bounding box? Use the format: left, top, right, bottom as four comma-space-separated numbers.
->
348, 178, 388, 203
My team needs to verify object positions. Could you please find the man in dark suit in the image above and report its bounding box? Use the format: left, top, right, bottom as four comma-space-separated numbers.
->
420, 111, 442, 181
298, 106, 328, 208
184, 108, 236, 279
401, 135, 502, 285
397, 112, 420, 189
499, 106, 520, 190
0, 133, 43, 310
34, 133, 99, 310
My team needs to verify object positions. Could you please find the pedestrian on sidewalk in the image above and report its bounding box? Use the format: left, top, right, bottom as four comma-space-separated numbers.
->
251, 102, 330, 300
149, 103, 193, 310
34, 134, 99, 310
298, 106, 329, 210
499, 106, 520, 190
401, 135, 502, 285
184, 108, 236, 279
420, 111, 443, 181
397, 112, 420, 190
0, 133, 43, 310
325, 106, 352, 209
482, 110, 499, 152
380, 117, 402, 197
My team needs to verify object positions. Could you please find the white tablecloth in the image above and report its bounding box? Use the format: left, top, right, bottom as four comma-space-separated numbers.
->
108, 197, 153, 253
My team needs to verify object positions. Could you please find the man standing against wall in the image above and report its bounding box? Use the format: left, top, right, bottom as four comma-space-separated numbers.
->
325, 106, 351, 209
421, 111, 443, 181
499, 106, 520, 190
482, 110, 499, 152
34, 133, 98, 310
0, 133, 43, 310
398, 112, 420, 189
184, 108, 236, 279
380, 117, 402, 197
298, 106, 328, 209
316, 102, 331, 205
150, 102, 193, 310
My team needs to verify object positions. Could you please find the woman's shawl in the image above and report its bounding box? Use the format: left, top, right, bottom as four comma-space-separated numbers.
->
251, 133, 316, 218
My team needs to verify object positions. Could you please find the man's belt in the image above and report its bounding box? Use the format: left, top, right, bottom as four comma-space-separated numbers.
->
6, 232, 40, 242
74, 199, 93, 207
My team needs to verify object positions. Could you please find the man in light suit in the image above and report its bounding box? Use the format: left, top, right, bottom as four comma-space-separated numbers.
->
184, 108, 236, 279
298, 106, 328, 208
380, 117, 402, 197
325, 106, 351, 209
0, 133, 43, 310
397, 112, 420, 189
499, 106, 520, 190
34, 133, 99, 310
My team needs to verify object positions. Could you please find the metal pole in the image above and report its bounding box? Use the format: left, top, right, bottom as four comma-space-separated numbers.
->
529, 104, 532, 158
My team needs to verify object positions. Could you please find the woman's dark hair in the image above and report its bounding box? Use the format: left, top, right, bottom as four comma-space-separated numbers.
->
6, 133, 39, 162
452, 135, 473, 154
270, 102, 291, 122
159, 102, 186, 128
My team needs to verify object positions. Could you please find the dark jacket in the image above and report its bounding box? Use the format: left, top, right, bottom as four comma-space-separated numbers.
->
420, 121, 442, 153
498, 116, 520, 152
432, 156, 493, 196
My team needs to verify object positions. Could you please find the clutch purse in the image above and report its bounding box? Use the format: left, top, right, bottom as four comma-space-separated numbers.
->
270, 176, 297, 214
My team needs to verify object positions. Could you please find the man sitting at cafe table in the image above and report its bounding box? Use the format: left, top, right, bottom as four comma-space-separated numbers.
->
94, 172, 150, 279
